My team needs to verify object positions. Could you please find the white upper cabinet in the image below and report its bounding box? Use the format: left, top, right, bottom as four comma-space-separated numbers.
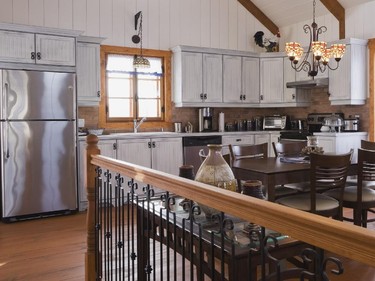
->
223, 55, 242, 103
242, 56, 260, 104
77, 36, 105, 106
328, 38, 368, 105
260, 57, 283, 104
0, 23, 81, 67
35, 34, 76, 66
223, 55, 259, 104
172, 46, 222, 106
283, 57, 310, 106
0, 30, 35, 63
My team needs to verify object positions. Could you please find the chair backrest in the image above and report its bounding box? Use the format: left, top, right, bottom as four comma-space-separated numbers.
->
229, 143, 268, 164
361, 139, 375, 150
309, 152, 352, 214
358, 148, 375, 185
272, 141, 307, 157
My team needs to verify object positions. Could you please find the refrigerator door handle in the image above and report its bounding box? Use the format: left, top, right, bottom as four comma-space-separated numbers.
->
4, 121, 9, 159
3, 82, 8, 119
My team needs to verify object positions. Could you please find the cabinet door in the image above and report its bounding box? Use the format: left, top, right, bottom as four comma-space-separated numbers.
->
242, 57, 260, 103
152, 138, 183, 176
254, 134, 270, 147
283, 57, 297, 102
117, 139, 151, 168
260, 58, 283, 103
223, 55, 242, 103
203, 53, 223, 103
0, 30, 35, 63
77, 42, 101, 106
181, 52, 203, 103
35, 34, 76, 66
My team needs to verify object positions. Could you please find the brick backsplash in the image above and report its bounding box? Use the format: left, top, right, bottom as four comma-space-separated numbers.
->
78, 87, 369, 132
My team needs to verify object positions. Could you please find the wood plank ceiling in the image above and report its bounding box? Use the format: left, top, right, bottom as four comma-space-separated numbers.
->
238, 0, 375, 39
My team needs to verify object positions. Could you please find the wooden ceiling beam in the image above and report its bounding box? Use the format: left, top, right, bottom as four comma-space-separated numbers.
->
320, 0, 345, 39
237, 0, 279, 35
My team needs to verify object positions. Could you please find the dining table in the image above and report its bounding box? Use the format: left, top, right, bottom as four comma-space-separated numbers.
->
231, 156, 357, 202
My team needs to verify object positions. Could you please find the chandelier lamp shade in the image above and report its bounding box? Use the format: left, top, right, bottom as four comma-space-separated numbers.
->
285, 0, 345, 78
132, 11, 150, 68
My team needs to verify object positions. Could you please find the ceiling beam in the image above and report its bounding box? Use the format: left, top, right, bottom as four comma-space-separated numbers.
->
320, 0, 345, 39
237, 0, 279, 35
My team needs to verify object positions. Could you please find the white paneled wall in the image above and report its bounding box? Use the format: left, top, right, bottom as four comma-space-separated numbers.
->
0, 0, 374, 51
0, 0, 268, 51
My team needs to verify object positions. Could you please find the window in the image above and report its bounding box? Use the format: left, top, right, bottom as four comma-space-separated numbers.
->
99, 46, 172, 130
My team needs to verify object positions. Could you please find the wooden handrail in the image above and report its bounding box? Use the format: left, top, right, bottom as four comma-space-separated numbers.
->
85, 135, 375, 281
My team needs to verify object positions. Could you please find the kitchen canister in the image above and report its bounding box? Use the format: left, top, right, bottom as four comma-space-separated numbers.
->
174, 122, 182, 133
195, 144, 237, 218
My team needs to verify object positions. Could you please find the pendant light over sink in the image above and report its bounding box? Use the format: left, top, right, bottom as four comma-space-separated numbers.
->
285, 0, 345, 78
132, 11, 150, 68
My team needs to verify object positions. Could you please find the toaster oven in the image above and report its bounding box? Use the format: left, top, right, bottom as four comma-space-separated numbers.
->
263, 115, 288, 130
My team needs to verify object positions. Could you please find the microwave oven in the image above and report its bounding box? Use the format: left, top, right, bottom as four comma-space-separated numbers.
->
263, 115, 288, 130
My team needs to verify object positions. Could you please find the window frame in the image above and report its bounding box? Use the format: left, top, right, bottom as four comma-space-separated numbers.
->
99, 45, 172, 131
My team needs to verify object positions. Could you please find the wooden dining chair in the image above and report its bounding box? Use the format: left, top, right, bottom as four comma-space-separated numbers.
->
272, 141, 311, 194
276, 152, 352, 219
230, 142, 297, 199
323, 148, 375, 227
272, 141, 307, 157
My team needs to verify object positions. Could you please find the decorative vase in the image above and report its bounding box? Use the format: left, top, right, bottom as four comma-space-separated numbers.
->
195, 144, 237, 218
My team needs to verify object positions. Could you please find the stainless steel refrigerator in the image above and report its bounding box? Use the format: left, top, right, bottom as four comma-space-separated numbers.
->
1, 69, 77, 221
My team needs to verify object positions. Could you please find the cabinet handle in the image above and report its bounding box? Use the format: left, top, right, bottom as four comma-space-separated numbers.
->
243, 94, 246, 101
31, 52, 36, 60
200, 93, 204, 100
36, 52, 41, 60
240, 94, 243, 101
152, 141, 156, 148
292, 94, 296, 100
148, 142, 151, 148
260, 95, 264, 101
97, 91, 101, 97
113, 143, 117, 150
236, 139, 242, 142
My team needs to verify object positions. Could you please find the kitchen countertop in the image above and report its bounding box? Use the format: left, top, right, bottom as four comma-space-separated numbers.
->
313, 131, 368, 137
78, 130, 282, 141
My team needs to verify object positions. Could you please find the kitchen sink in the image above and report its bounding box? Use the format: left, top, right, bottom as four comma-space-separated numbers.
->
108, 131, 179, 137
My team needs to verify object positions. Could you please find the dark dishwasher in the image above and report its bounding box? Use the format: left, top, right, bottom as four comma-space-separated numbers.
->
182, 135, 222, 175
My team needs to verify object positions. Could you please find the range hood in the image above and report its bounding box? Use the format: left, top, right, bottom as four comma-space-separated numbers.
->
286, 77, 329, 89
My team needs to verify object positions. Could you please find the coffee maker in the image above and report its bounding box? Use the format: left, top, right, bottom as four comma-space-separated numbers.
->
199, 107, 213, 132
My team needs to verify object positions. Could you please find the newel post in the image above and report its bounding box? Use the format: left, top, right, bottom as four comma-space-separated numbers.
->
85, 134, 100, 281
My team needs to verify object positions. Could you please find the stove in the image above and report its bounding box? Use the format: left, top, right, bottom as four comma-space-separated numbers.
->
279, 113, 344, 141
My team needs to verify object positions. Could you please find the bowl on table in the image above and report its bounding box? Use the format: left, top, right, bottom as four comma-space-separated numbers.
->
88, 129, 104, 136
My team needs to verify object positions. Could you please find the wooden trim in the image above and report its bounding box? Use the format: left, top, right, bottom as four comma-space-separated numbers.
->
237, 0, 279, 35
85, 135, 100, 281
99, 45, 173, 131
368, 39, 375, 141
320, 0, 345, 39
90, 154, 375, 268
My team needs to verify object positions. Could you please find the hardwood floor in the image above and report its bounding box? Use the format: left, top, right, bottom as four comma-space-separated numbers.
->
0, 210, 374, 281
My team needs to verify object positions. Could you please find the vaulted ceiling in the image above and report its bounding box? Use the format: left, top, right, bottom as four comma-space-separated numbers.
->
238, 0, 375, 38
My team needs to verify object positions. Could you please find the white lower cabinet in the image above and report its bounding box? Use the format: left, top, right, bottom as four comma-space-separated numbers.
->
78, 136, 183, 210
314, 132, 368, 163
222, 135, 255, 156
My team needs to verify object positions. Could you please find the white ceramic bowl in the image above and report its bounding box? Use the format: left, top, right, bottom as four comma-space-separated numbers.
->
88, 129, 104, 136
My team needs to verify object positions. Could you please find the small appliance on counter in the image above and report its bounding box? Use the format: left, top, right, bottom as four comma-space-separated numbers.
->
198, 107, 213, 132
344, 115, 360, 132
263, 115, 288, 130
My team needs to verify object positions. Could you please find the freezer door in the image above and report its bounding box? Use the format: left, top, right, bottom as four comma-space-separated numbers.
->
1, 70, 76, 120
1, 120, 77, 218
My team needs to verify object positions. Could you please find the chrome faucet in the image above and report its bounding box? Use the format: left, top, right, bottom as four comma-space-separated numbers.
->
133, 117, 147, 133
